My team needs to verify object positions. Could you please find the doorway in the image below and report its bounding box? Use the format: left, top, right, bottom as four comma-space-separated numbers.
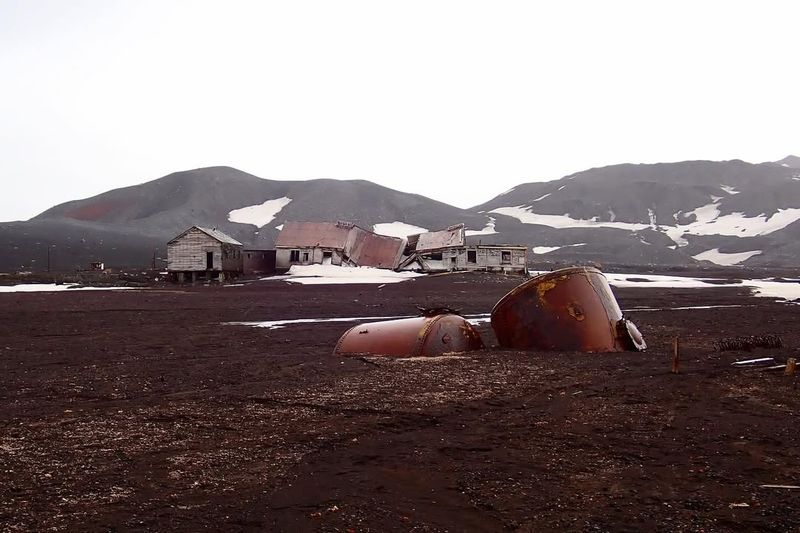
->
322, 251, 333, 265
206, 251, 214, 269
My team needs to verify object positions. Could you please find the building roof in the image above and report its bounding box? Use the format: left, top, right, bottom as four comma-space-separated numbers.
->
169, 226, 243, 246
275, 221, 353, 249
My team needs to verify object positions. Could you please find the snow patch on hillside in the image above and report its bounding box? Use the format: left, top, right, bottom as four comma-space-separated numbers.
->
228, 197, 292, 228
532, 243, 586, 254
692, 248, 762, 265
720, 185, 740, 195
532, 246, 561, 254
373, 221, 428, 238
493, 201, 800, 247
466, 217, 498, 236
532, 193, 551, 202
491, 206, 651, 231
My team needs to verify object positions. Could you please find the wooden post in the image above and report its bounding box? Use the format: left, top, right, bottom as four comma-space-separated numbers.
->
671, 336, 680, 374
786, 358, 797, 376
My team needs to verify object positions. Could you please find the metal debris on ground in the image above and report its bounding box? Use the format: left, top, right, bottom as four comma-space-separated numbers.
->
490, 266, 646, 353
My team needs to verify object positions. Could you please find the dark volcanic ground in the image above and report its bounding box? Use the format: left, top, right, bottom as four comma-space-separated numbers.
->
1, 273, 799, 532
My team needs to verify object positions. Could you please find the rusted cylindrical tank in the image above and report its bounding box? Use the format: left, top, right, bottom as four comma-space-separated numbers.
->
491, 266, 645, 352
334, 314, 485, 357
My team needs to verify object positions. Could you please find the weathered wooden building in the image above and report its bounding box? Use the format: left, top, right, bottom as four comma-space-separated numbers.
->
399, 224, 528, 274
275, 221, 405, 272
167, 226, 243, 282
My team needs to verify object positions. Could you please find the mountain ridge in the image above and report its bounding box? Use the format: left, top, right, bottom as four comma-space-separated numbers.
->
3, 156, 800, 271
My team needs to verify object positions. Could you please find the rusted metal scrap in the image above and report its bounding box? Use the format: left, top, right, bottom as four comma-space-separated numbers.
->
333, 311, 484, 357
491, 266, 646, 352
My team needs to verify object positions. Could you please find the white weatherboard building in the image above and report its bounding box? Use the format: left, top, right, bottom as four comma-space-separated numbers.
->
167, 226, 243, 282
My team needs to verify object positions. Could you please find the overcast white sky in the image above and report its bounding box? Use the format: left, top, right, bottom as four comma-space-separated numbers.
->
1, 0, 798, 221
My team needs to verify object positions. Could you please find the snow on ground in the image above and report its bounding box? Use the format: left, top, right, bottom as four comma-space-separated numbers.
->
720, 184, 740, 195
227, 312, 490, 330
746, 280, 800, 301
692, 248, 762, 266
491, 206, 652, 231
227, 197, 292, 228
285, 264, 424, 285
275, 224, 284, 231
227, 314, 414, 329
531, 193, 551, 202
466, 217, 498, 236
372, 222, 428, 238
603, 273, 722, 289
601, 272, 800, 302
0, 284, 136, 293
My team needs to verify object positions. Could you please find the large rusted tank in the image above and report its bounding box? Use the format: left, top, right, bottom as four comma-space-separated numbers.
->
491, 266, 645, 352
334, 314, 485, 357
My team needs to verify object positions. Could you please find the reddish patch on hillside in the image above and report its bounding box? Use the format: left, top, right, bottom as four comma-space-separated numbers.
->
64, 200, 128, 221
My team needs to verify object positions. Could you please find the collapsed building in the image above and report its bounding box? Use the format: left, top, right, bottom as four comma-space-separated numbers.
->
274, 221, 405, 272
274, 221, 528, 274
400, 224, 528, 274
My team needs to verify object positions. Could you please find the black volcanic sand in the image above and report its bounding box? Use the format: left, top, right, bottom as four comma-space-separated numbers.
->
1, 273, 799, 531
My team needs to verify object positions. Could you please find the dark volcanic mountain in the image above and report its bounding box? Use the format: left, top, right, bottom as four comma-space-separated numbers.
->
2, 157, 800, 271
773, 155, 800, 169
0, 167, 488, 271
475, 158, 800, 267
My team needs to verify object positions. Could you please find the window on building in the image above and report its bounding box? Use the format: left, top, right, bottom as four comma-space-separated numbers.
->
302, 252, 310, 262
428, 252, 443, 261
467, 250, 477, 263
290, 250, 300, 262
501, 251, 511, 263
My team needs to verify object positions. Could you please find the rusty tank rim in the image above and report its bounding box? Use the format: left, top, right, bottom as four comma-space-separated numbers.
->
491, 266, 604, 317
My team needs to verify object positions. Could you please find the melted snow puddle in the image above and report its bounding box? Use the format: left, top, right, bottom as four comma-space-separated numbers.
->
226, 313, 492, 330
622, 304, 750, 312
0, 284, 137, 293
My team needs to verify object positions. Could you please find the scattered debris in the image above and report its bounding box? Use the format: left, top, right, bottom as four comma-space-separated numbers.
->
731, 357, 775, 367
714, 334, 783, 352
760, 484, 800, 490
729, 502, 750, 508
490, 266, 646, 352
671, 337, 680, 374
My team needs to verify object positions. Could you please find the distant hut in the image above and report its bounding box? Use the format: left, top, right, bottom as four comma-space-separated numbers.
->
399, 224, 528, 274
167, 226, 243, 282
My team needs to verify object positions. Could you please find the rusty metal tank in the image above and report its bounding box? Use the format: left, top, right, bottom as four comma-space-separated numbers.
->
491, 266, 646, 352
333, 313, 485, 357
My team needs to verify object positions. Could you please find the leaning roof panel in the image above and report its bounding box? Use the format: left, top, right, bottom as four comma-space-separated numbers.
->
416, 224, 465, 252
